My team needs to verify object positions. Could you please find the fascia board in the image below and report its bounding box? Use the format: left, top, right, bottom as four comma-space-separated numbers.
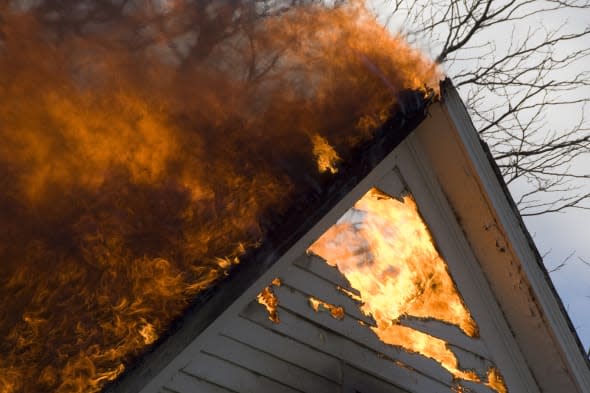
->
417, 81, 590, 392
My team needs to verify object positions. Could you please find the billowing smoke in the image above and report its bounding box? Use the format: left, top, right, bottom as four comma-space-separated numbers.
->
0, 1, 440, 392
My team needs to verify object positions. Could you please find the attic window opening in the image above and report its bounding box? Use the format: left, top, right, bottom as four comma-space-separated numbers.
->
307, 187, 508, 392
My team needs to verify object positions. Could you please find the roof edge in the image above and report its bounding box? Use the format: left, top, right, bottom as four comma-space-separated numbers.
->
439, 79, 590, 390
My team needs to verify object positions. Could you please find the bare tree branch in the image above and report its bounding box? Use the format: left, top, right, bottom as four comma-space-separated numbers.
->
381, 0, 590, 216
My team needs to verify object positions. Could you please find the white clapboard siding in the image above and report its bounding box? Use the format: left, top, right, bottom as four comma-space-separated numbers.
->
293, 254, 361, 296
160, 223, 501, 393
399, 318, 490, 359
450, 345, 495, 381
181, 352, 303, 393
200, 334, 340, 393
164, 371, 236, 393
269, 284, 454, 385
460, 381, 499, 393
294, 252, 494, 361
280, 262, 376, 326
342, 364, 411, 393
219, 316, 342, 383
240, 300, 452, 392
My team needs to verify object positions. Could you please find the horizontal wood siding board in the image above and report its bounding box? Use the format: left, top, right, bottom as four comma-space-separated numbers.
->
342, 363, 411, 393
280, 263, 375, 325
267, 283, 454, 385
200, 334, 340, 393
183, 352, 303, 393
164, 371, 237, 393
293, 254, 360, 296
459, 380, 497, 393
399, 318, 490, 359
241, 299, 452, 392
449, 345, 494, 381
220, 316, 342, 383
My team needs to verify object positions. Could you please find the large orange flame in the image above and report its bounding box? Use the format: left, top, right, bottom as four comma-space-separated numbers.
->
0, 1, 440, 392
309, 188, 507, 389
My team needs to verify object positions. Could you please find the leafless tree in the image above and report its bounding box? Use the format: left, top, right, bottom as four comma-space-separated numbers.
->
377, 0, 590, 216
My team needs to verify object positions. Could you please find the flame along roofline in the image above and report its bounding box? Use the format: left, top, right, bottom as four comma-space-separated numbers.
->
103, 89, 433, 393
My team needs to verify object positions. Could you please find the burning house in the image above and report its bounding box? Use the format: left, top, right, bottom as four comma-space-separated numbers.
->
0, 1, 589, 393
101, 83, 590, 393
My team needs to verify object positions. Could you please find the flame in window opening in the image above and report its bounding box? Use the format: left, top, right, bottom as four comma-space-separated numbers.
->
309, 297, 345, 320
257, 278, 282, 323
308, 188, 507, 390
312, 134, 341, 174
